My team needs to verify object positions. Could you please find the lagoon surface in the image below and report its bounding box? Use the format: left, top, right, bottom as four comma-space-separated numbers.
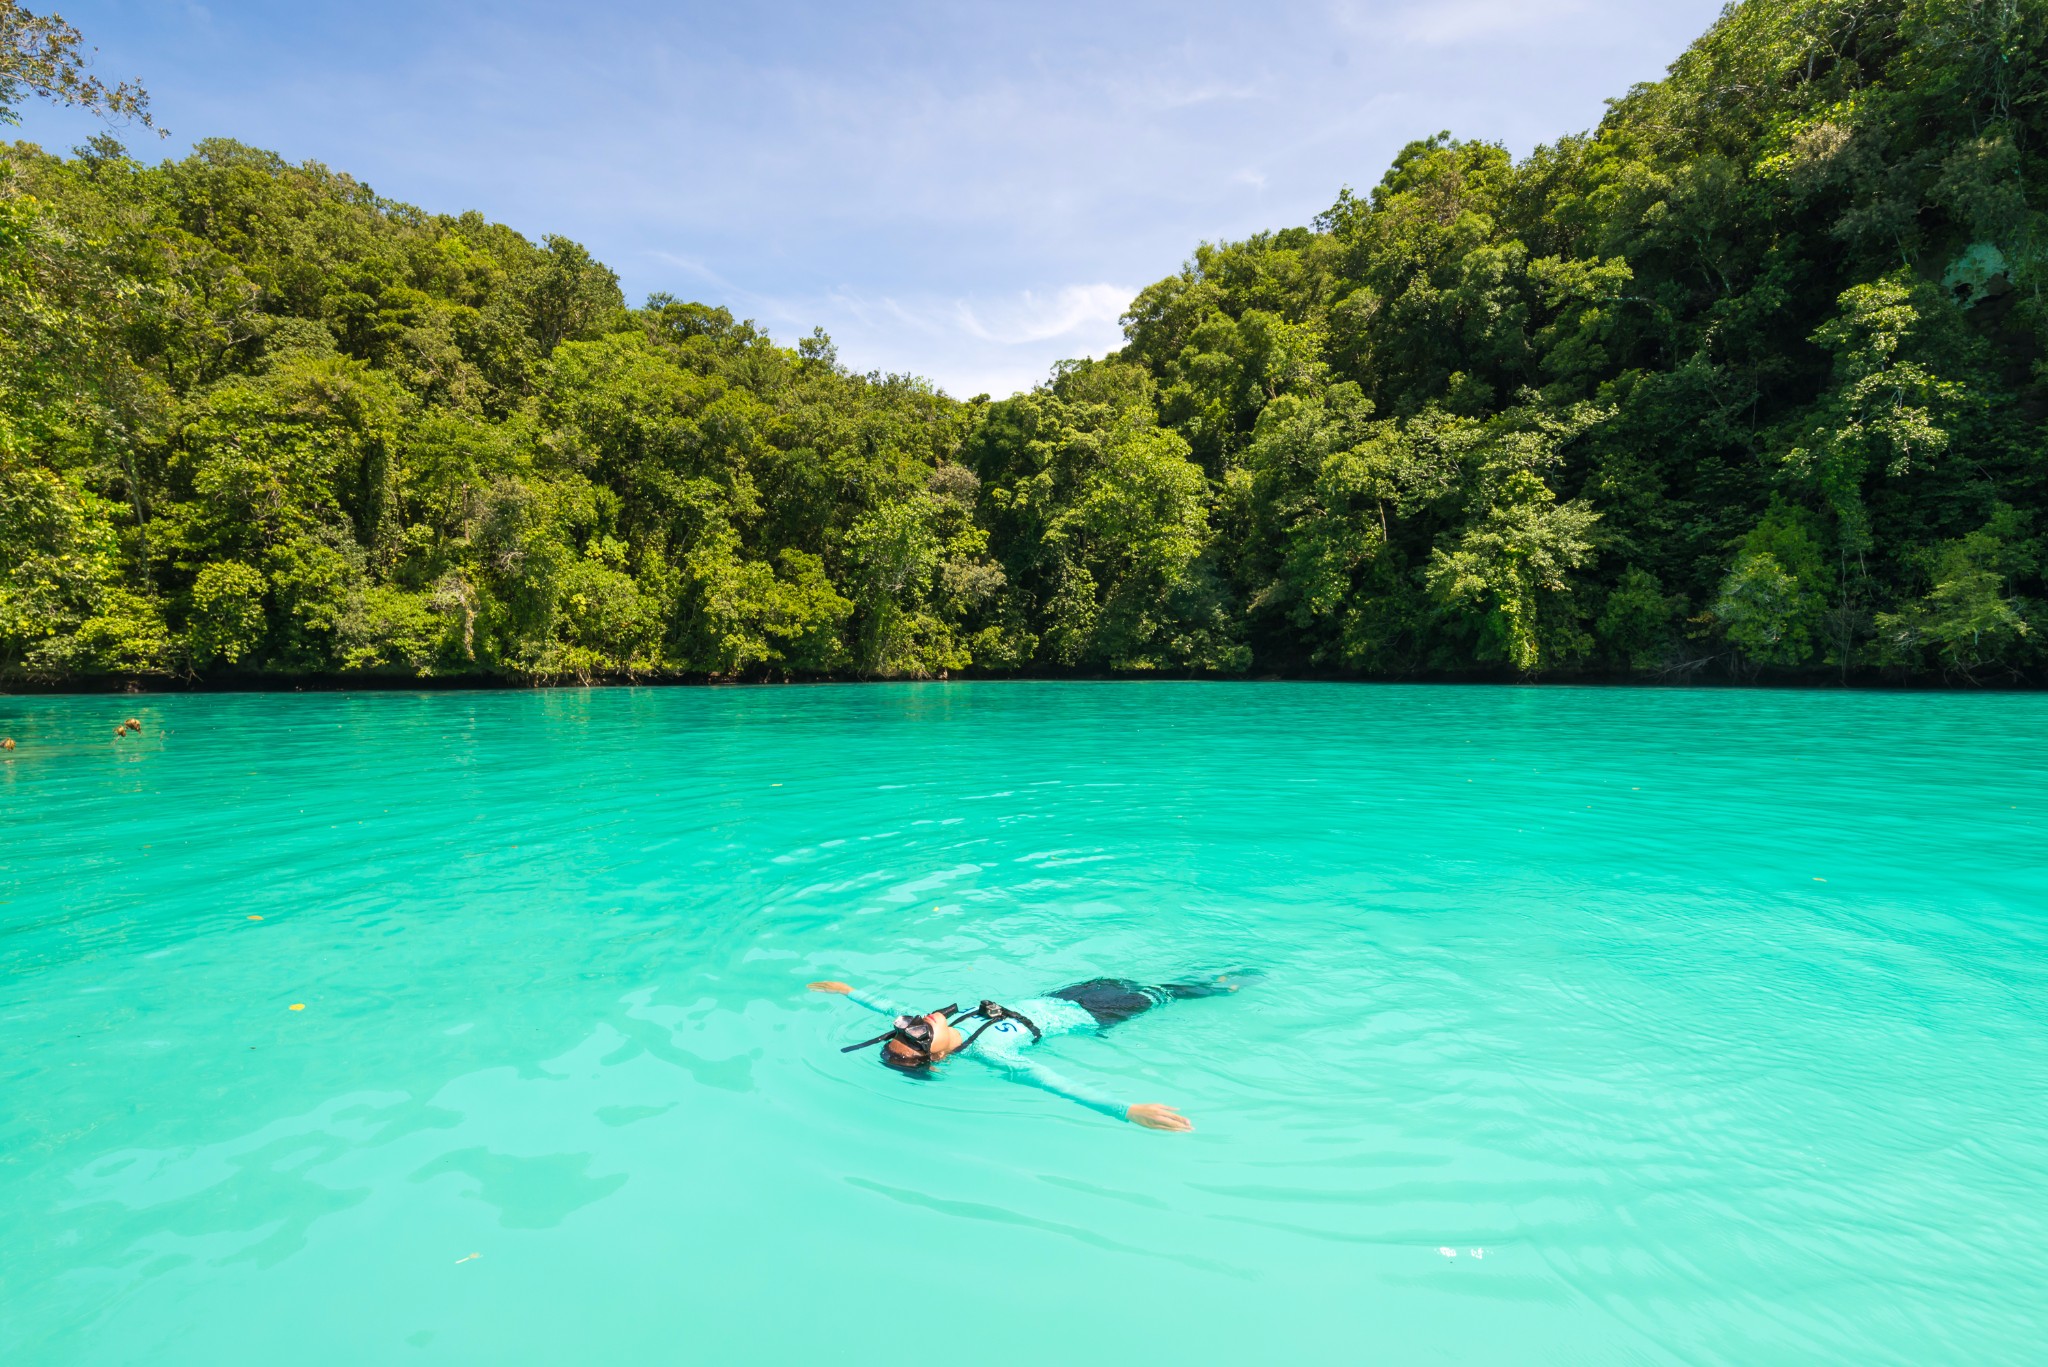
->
4, 683, 2046, 1365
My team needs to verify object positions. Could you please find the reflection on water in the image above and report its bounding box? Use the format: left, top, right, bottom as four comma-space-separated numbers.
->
4, 683, 2046, 1365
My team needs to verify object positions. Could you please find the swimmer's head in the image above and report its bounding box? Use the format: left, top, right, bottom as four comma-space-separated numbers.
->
844, 1007, 966, 1069
884, 1009, 968, 1067
879, 1038, 934, 1073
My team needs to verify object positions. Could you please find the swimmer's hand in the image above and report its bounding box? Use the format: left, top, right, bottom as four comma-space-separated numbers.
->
1127, 1103, 1193, 1132
808, 981, 853, 994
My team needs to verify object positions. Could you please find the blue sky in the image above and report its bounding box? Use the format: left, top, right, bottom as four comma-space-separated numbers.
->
25, 1, 1728, 397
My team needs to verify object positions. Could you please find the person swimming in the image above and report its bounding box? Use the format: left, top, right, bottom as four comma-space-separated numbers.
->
808, 974, 1245, 1131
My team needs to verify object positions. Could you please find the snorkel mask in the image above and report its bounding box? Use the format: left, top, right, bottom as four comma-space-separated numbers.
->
841, 1004, 960, 1065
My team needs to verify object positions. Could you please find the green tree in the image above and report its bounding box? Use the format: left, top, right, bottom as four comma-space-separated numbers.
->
1711, 502, 1831, 667
1596, 566, 1675, 669
0, 2, 156, 132
185, 559, 265, 664
1875, 506, 2036, 676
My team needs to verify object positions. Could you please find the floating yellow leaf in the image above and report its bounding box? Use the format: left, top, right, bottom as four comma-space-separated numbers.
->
288, 1003, 305, 1010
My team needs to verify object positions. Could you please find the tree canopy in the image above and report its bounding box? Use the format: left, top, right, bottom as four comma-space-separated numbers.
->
4, 0, 2046, 685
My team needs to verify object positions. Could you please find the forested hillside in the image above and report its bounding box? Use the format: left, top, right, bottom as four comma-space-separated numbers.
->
5, 0, 2046, 685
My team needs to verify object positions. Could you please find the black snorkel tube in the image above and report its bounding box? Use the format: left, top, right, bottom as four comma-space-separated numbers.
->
840, 1003, 959, 1057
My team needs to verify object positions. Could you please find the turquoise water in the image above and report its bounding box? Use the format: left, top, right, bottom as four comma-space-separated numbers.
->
4, 683, 2046, 1365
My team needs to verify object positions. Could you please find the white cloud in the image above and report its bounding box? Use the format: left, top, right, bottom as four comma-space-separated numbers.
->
953, 284, 1133, 346
1104, 71, 1267, 113
644, 251, 749, 301
805, 283, 1134, 398
1387, 0, 1592, 46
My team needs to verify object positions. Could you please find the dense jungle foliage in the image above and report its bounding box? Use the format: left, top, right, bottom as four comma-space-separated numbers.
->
4, 0, 2047, 685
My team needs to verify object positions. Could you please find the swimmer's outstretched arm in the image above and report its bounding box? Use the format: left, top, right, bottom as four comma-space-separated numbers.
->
994, 1054, 1194, 1133
808, 980, 907, 1016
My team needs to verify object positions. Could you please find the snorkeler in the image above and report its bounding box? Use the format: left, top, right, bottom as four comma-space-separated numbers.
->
809, 974, 1245, 1131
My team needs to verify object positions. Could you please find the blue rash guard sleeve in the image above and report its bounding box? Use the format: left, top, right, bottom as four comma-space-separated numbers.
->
987, 1051, 1130, 1122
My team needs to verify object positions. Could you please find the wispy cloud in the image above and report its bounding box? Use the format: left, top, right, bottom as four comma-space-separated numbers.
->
644, 250, 749, 301
1385, 0, 1593, 46
792, 284, 1135, 396
953, 284, 1133, 347
1106, 74, 1268, 113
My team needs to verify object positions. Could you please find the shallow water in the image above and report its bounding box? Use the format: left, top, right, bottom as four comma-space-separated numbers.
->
4, 683, 2045, 1365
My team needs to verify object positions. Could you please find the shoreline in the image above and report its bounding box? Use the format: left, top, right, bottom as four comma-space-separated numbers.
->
4, 666, 2043, 696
